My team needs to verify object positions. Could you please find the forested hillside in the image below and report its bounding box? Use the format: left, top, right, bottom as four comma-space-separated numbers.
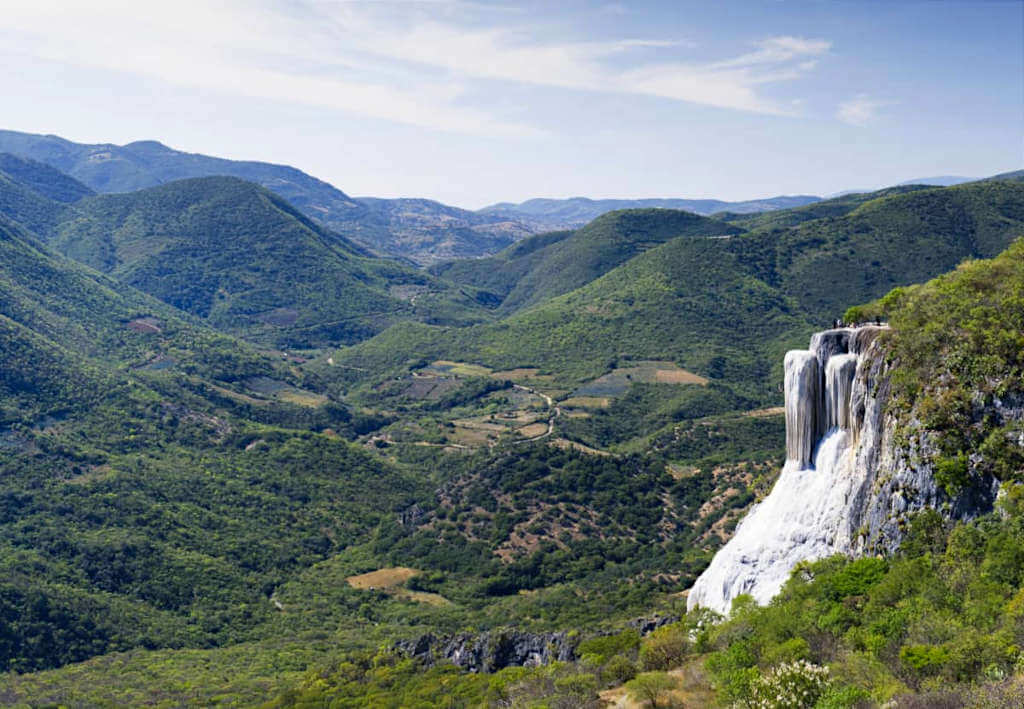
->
726, 179, 1024, 320
431, 208, 744, 314
0, 174, 493, 348
335, 179, 1024, 406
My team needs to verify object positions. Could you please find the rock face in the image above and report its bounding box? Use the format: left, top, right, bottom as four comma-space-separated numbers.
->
395, 630, 578, 673
686, 325, 999, 614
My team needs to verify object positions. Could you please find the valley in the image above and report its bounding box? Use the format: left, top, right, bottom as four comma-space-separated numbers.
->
0, 136, 1022, 707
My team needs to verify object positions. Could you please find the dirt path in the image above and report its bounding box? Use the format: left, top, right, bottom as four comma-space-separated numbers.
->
511, 384, 560, 443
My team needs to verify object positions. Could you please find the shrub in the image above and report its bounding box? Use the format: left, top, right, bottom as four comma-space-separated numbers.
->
601, 654, 639, 686
625, 671, 679, 708
639, 623, 689, 671
747, 660, 831, 709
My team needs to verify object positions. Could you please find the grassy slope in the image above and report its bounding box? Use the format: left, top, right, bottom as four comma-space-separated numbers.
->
29, 176, 490, 347
432, 208, 744, 314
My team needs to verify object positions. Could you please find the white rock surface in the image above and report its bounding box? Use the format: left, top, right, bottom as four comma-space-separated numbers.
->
687, 326, 886, 614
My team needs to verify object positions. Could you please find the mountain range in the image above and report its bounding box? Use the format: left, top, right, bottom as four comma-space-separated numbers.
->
0, 130, 819, 264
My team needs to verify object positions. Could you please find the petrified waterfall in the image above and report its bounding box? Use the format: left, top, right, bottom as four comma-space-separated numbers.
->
687, 325, 888, 614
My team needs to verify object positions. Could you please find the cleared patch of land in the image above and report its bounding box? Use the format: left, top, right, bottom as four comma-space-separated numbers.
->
560, 396, 611, 409
277, 389, 328, 407
346, 567, 419, 590
517, 422, 550, 438
246, 377, 326, 407
549, 438, 611, 457
572, 361, 708, 398
426, 360, 492, 377
743, 406, 785, 417
345, 567, 450, 606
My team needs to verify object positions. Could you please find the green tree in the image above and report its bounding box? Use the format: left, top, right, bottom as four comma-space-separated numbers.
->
626, 671, 679, 708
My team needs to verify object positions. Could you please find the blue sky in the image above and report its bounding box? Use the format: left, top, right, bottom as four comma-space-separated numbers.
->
1, 0, 1020, 207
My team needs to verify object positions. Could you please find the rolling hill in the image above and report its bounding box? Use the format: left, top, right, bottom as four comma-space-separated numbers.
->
330, 232, 812, 401
333, 177, 1024, 405
724, 178, 1024, 320
431, 208, 744, 314
0, 174, 491, 348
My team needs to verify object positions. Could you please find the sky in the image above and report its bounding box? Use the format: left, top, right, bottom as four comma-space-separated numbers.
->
0, 0, 1021, 208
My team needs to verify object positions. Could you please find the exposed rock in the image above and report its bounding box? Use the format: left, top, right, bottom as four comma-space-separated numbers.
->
687, 324, 1002, 614
395, 630, 578, 673
626, 615, 680, 635
398, 503, 426, 527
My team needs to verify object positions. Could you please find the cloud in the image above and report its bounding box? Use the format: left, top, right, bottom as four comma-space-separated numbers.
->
1, 0, 833, 135
837, 94, 888, 126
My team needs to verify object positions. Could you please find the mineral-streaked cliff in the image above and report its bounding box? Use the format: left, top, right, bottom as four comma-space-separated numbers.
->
687, 325, 999, 614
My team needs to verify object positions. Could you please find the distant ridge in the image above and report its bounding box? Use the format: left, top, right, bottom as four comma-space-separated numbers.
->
896, 175, 975, 187
478, 194, 821, 231
0, 129, 531, 264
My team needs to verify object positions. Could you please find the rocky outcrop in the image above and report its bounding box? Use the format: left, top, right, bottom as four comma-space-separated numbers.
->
395, 630, 578, 673
687, 325, 1001, 614
395, 615, 680, 672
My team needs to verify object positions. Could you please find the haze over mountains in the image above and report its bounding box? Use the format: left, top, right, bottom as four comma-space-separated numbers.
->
3, 129, 802, 262
476, 195, 821, 231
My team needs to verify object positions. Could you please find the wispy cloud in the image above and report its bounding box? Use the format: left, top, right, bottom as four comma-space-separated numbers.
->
2, 0, 833, 135
837, 94, 888, 126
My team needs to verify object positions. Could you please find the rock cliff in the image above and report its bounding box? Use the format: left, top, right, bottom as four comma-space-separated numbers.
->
687, 325, 1001, 614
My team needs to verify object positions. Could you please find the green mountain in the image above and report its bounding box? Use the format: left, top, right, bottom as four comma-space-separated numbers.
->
478, 194, 821, 231
0, 153, 93, 203
0, 154, 93, 235
726, 179, 1024, 320
0, 130, 534, 263
4, 175, 489, 348
332, 233, 808, 404
0, 202, 438, 677
715, 184, 936, 231
432, 208, 744, 314
331, 179, 1024, 414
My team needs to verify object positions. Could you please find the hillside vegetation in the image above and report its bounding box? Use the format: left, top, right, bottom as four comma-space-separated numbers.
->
726, 179, 1024, 320
432, 208, 744, 314
682, 237, 1024, 707
332, 233, 812, 403
2, 155, 1024, 706
2, 175, 492, 348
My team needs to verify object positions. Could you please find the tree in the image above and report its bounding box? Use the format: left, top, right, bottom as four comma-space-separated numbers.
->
625, 671, 679, 708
